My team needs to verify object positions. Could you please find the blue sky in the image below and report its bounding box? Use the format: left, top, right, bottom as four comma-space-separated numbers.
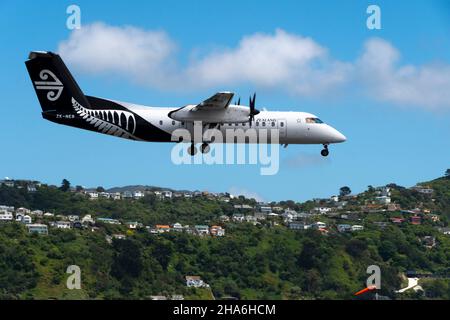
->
0, 0, 449, 201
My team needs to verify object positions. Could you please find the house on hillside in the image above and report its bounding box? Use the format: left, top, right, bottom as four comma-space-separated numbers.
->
155, 225, 170, 233
411, 185, 434, 195
351, 225, 364, 231
54, 221, 71, 229
97, 218, 121, 225
127, 221, 142, 229
210, 225, 225, 237
195, 225, 210, 236
185, 276, 209, 288
375, 196, 391, 204
133, 191, 144, 199
172, 222, 183, 232
254, 212, 267, 220
289, 222, 310, 230
337, 224, 352, 233
232, 213, 245, 222
410, 216, 422, 225
390, 217, 405, 224
81, 214, 95, 224
163, 190, 172, 199
87, 192, 99, 200
31, 210, 43, 217
312, 221, 326, 229
27, 224, 48, 235
0, 212, 13, 221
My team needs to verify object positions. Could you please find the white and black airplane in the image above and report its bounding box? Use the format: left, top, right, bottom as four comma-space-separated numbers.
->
25, 51, 346, 156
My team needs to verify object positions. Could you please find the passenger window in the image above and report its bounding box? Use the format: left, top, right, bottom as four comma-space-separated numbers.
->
271, 122, 275, 127
172, 121, 175, 125
256, 122, 259, 126
159, 120, 163, 125
280, 122, 284, 127
262, 122, 266, 127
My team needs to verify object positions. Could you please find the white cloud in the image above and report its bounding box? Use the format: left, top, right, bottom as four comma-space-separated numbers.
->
358, 38, 450, 110
229, 187, 265, 202
185, 29, 351, 94
58, 22, 177, 86
58, 23, 450, 110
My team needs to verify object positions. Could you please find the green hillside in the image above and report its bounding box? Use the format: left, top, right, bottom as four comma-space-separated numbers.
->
0, 173, 449, 300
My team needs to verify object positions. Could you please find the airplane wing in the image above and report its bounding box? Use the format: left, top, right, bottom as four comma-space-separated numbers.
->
194, 92, 234, 110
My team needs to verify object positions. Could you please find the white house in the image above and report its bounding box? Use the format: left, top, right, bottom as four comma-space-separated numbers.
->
163, 190, 173, 199
289, 222, 310, 230
195, 225, 210, 236
232, 213, 245, 222
375, 196, 391, 204
43, 212, 54, 217
55, 221, 71, 229
31, 210, 43, 217
27, 224, 48, 235
87, 192, 99, 200
68, 215, 80, 222
112, 192, 121, 200
351, 225, 364, 231
133, 191, 144, 199
313, 207, 332, 214
81, 214, 95, 224
312, 221, 327, 229
22, 215, 32, 224
337, 224, 352, 232
185, 276, 208, 288
0, 212, 14, 221
16, 207, 31, 215
99, 192, 110, 199
172, 222, 183, 232
210, 226, 225, 237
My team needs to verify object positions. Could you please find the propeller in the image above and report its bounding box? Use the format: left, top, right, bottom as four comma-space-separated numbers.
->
248, 93, 260, 127
235, 97, 241, 105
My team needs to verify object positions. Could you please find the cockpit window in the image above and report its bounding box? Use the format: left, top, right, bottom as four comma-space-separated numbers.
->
305, 117, 324, 124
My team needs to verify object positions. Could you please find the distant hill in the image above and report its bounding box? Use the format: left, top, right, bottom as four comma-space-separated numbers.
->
106, 185, 173, 193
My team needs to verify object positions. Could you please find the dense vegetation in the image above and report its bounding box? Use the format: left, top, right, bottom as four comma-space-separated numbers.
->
0, 174, 449, 300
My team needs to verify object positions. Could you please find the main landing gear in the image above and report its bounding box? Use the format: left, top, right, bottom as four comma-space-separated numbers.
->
320, 144, 329, 157
187, 143, 210, 156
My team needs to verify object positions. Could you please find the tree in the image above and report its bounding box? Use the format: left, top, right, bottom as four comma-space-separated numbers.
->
60, 179, 71, 192
96, 186, 105, 192
339, 186, 351, 197
445, 169, 450, 179
75, 185, 84, 192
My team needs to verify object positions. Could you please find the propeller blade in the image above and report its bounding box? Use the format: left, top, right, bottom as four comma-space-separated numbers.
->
237, 97, 240, 105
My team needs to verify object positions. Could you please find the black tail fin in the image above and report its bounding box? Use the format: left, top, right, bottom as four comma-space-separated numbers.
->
25, 51, 90, 114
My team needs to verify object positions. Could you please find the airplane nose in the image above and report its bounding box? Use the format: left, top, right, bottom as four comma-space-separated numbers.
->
327, 125, 346, 143
335, 130, 346, 143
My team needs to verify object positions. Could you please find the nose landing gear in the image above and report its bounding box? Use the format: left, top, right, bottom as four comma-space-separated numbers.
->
320, 144, 329, 157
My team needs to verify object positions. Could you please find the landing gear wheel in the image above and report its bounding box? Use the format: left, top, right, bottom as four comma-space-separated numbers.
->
321, 144, 329, 157
200, 143, 210, 154
188, 144, 197, 156
321, 149, 329, 157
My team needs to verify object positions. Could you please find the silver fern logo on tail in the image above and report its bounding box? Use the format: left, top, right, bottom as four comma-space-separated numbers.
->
72, 98, 141, 140
34, 69, 64, 101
